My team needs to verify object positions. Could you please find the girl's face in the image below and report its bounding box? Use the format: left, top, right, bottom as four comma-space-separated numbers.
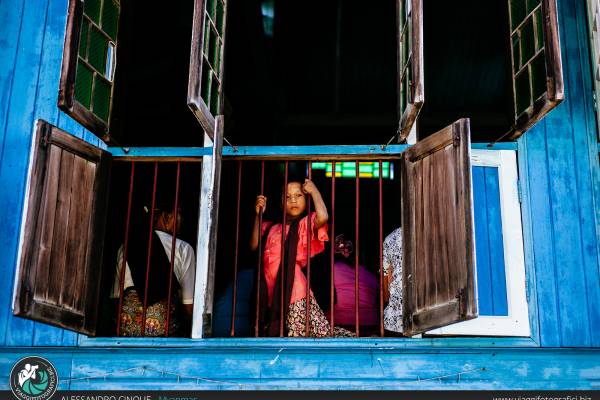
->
284, 182, 306, 219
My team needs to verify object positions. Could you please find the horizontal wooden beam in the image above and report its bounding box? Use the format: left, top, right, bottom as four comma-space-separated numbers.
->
108, 143, 517, 160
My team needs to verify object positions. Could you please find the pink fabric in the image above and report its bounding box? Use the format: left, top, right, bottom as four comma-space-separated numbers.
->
329, 261, 378, 326
262, 212, 328, 306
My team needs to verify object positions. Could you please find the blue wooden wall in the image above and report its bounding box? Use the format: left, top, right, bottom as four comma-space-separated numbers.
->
0, 0, 598, 348
517, 0, 600, 347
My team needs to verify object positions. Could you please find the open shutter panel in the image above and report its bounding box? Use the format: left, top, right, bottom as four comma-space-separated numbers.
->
508, 0, 564, 139
13, 120, 111, 335
401, 118, 477, 336
188, 0, 228, 139
58, 0, 120, 142
397, 0, 424, 142
192, 116, 224, 338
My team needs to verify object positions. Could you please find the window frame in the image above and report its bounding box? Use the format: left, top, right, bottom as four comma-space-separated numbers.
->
58, 0, 120, 143
426, 150, 530, 337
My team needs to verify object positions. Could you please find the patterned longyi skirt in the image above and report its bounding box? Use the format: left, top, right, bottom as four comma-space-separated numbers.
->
286, 295, 355, 337
118, 289, 180, 337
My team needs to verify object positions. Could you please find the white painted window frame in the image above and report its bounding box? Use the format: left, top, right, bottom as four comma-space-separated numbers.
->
428, 150, 530, 337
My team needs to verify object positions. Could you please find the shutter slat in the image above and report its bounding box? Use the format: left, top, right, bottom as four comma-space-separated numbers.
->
402, 118, 477, 336
14, 120, 111, 335
33, 146, 62, 304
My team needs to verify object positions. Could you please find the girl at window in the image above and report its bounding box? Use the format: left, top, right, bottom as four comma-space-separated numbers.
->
110, 200, 196, 337
251, 179, 354, 337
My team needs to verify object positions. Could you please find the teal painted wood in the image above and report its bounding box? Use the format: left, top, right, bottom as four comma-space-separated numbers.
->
0, 0, 26, 348
472, 167, 508, 316
0, 0, 50, 347
569, 0, 600, 348
472, 167, 494, 315
483, 168, 508, 316
29, 0, 70, 348
0, 347, 598, 390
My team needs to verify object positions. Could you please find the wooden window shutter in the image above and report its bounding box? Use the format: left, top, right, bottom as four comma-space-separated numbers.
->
507, 0, 564, 139
193, 116, 224, 338
13, 120, 111, 335
401, 118, 477, 336
188, 0, 228, 139
58, 0, 120, 142
397, 0, 424, 142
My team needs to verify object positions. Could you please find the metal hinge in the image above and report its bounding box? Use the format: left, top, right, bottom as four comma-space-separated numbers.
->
525, 279, 530, 303
40, 125, 51, 147
593, 91, 598, 111
456, 288, 467, 318
517, 179, 523, 203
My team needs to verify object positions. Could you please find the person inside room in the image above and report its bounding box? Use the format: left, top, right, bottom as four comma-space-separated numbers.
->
109, 196, 196, 337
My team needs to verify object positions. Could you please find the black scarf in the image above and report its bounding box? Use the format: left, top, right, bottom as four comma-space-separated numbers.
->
126, 210, 180, 305
259, 219, 300, 337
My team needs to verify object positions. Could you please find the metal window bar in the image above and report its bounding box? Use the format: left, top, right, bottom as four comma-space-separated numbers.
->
305, 164, 312, 337
116, 162, 135, 337
165, 161, 182, 337
230, 160, 242, 336
141, 162, 159, 336
329, 161, 336, 337
254, 161, 265, 337
379, 160, 384, 337
355, 161, 360, 337
280, 161, 289, 337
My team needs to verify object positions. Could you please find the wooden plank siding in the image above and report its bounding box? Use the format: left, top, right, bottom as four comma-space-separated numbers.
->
0, 347, 599, 389
0, 1, 597, 393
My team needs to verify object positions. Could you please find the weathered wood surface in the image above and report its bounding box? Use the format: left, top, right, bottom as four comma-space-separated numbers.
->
397, 0, 424, 142
402, 119, 476, 335
0, 347, 599, 390
13, 121, 111, 335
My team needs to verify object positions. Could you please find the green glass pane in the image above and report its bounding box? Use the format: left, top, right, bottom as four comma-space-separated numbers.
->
526, 0, 541, 14
534, 8, 544, 51
208, 27, 217, 69
84, 0, 101, 24
520, 19, 535, 64
102, 0, 120, 41
207, 0, 216, 20
88, 27, 108, 72
512, 35, 520, 71
510, 0, 526, 30
92, 76, 111, 121
530, 52, 547, 101
216, 0, 224, 35
312, 162, 327, 170
210, 75, 220, 115
79, 21, 89, 58
203, 16, 211, 54
201, 60, 211, 105
74, 61, 93, 109
213, 37, 221, 73
515, 69, 531, 116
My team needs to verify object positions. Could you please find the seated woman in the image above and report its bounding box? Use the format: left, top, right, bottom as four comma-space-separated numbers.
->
110, 200, 196, 337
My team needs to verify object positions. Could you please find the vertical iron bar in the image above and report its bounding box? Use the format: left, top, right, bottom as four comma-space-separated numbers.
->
141, 162, 159, 337
116, 162, 135, 337
379, 160, 385, 337
255, 161, 265, 337
165, 162, 181, 337
305, 163, 312, 337
355, 161, 360, 337
231, 160, 243, 336
330, 161, 336, 337
280, 161, 289, 337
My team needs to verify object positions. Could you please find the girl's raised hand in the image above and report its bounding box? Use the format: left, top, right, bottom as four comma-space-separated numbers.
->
255, 195, 267, 215
302, 179, 318, 195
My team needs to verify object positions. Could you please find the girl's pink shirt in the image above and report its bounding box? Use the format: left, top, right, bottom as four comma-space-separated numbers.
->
262, 212, 328, 306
